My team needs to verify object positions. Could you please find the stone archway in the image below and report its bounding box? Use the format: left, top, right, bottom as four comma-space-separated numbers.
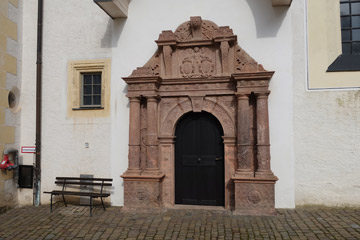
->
121, 17, 278, 215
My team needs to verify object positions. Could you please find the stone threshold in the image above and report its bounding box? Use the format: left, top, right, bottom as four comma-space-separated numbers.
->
168, 204, 228, 211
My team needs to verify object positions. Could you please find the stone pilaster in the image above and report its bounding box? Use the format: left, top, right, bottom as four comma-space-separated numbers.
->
255, 92, 274, 178
235, 93, 253, 178
126, 97, 141, 174
145, 96, 159, 173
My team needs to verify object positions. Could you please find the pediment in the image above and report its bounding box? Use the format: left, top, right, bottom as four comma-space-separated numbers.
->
126, 16, 267, 80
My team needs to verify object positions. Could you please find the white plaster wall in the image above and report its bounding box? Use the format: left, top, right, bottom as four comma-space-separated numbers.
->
294, 2, 360, 206
40, 0, 113, 204
18, 0, 38, 204
111, 0, 298, 207
19, 0, 299, 208
294, 90, 360, 206
19, 0, 114, 205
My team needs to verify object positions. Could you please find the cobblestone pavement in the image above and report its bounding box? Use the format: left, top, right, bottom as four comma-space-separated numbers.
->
0, 205, 359, 240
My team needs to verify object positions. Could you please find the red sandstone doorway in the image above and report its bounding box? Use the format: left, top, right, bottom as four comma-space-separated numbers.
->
122, 17, 277, 214
175, 111, 225, 206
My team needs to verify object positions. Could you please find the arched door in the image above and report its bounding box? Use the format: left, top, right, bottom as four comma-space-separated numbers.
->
175, 111, 224, 206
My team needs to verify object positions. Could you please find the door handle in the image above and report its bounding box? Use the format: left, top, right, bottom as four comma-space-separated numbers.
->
215, 157, 222, 161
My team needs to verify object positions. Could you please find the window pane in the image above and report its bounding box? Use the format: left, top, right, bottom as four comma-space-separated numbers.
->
352, 29, 360, 40
93, 74, 101, 84
84, 85, 92, 94
93, 96, 101, 105
341, 0, 349, 2
352, 16, 360, 28
342, 43, 351, 55
341, 17, 351, 28
352, 42, 360, 55
84, 75, 92, 84
83, 96, 92, 105
341, 3, 350, 15
342, 30, 351, 41
352, 3, 360, 15
93, 85, 101, 94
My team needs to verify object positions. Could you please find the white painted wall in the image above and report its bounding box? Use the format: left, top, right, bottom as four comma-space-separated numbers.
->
19, 0, 114, 205
19, 0, 302, 208
293, 1, 360, 206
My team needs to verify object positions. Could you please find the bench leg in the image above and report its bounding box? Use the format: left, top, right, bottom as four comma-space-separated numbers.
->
62, 194, 67, 207
50, 194, 53, 212
90, 197, 93, 217
100, 197, 105, 211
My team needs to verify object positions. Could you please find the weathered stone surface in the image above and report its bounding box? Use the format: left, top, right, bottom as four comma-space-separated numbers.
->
123, 178, 163, 210
122, 17, 277, 215
233, 179, 277, 215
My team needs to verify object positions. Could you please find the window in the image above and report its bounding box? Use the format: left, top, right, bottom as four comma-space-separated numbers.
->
81, 73, 102, 107
328, 0, 360, 71
340, 0, 360, 55
67, 59, 111, 117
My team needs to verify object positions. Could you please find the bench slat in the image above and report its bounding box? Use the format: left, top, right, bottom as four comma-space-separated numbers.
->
44, 191, 110, 197
56, 177, 112, 181
55, 181, 112, 186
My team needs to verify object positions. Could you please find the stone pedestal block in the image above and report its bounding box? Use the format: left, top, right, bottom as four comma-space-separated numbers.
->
233, 177, 277, 215
122, 175, 164, 210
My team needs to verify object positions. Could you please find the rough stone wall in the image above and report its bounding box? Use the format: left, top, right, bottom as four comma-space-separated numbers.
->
0, 0, 21, 210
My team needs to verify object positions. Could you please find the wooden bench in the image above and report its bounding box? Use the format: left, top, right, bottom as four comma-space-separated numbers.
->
44, 177, 112, 216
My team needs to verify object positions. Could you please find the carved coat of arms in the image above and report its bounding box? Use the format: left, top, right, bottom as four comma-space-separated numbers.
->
180, 47, 214, 78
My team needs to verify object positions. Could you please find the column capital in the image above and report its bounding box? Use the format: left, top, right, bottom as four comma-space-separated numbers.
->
129, 96, 141, 102
235, 93, 250, 99
254, 91, 270, 98
145, 95, 160, 102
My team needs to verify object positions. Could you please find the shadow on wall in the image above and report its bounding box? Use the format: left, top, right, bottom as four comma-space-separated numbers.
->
101, 17, 127, 48
245, 0, 289, 38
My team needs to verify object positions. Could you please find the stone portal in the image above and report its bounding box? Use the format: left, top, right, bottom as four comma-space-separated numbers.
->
121, 17, 278, 215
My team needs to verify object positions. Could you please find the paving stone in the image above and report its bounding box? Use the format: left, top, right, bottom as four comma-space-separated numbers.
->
0, 205, 359, 239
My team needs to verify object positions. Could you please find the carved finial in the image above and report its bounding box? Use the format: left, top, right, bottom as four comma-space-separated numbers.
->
190, 16, 202, 40
158, 30, 176, 42
214, 26, 234, 38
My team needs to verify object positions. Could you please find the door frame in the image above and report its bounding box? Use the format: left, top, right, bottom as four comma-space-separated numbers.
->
158, 97, 237, 210
174, 111, 225, 206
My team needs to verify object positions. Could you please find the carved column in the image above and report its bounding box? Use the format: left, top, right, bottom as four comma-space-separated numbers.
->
236, 93, 253, 177
127, 97, 141, 174
255, 92, 273, 176
145, 96, 159, 172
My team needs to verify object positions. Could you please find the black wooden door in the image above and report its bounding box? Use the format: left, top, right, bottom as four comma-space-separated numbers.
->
175, 112, 224, 206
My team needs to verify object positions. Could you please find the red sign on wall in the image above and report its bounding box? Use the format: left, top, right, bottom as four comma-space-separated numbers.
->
21, 146, 36, 153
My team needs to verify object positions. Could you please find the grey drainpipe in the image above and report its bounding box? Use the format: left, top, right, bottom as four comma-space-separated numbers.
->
34, 0, 43, 207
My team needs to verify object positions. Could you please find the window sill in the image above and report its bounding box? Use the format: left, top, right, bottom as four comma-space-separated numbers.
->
327, 55, 360, 72
72, 107, 104, 111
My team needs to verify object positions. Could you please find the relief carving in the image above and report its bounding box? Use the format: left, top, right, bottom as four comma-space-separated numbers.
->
235, 45, 265, 73
175, 22, 192, 42
247, 190, 261, 205
180, 47, 214, 78
175, 18, 219, 42
189, 96, 204, 112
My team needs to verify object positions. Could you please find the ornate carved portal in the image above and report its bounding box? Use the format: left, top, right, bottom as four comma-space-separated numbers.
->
121, 17, 278, 215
